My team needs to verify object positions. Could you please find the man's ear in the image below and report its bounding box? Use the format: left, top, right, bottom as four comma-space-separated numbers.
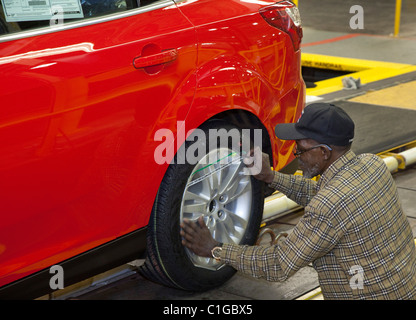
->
321, 145, 332, 160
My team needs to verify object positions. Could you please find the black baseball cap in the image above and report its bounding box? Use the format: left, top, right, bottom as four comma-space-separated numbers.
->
275, 103, 355, 146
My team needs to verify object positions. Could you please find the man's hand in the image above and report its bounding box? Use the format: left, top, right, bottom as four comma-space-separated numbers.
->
180, 216, 219, 257
243, 146, 275, 184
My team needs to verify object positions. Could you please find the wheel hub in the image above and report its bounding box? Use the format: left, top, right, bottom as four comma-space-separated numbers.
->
180, 148, 253, 270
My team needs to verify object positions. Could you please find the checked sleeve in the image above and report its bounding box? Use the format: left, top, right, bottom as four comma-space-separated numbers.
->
268, 172, 318, 207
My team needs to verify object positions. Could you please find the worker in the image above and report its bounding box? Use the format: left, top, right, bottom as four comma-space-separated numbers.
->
180, 103, 416, 300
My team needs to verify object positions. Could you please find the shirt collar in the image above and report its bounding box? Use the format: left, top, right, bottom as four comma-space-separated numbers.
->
317, 150, 356, 190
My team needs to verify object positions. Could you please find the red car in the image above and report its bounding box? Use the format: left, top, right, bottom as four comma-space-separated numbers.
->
0, 0, 304, 298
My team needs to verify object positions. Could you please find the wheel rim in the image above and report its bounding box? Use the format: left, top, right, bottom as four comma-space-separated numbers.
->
180, 148, 253, 270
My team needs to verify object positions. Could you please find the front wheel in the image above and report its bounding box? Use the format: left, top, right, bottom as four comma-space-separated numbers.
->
140, 121, 264, 291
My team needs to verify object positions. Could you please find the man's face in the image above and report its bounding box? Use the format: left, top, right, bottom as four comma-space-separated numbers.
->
295, 139, 327, 179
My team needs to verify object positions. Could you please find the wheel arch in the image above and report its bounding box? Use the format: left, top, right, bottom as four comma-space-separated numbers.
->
206, 109, 274, 165
196, 108, 299, 175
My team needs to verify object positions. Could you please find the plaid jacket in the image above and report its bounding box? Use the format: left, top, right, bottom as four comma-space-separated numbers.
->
221, 150, 416, 299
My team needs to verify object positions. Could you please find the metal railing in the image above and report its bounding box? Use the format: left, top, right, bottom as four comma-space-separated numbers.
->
394, 0, 402, 37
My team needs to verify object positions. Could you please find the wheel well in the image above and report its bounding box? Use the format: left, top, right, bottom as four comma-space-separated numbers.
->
207, 109, 273, 165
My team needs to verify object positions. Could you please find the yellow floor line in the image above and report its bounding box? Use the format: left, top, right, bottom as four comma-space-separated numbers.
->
302, 53, 416, 96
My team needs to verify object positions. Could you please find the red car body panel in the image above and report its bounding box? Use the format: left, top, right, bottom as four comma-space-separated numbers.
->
0, 0, 304, 288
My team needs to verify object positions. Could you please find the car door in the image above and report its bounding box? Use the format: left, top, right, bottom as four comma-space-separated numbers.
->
0, 0, 197, 286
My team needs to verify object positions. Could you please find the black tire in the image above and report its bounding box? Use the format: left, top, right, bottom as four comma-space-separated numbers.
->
140, 120, 264, 291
